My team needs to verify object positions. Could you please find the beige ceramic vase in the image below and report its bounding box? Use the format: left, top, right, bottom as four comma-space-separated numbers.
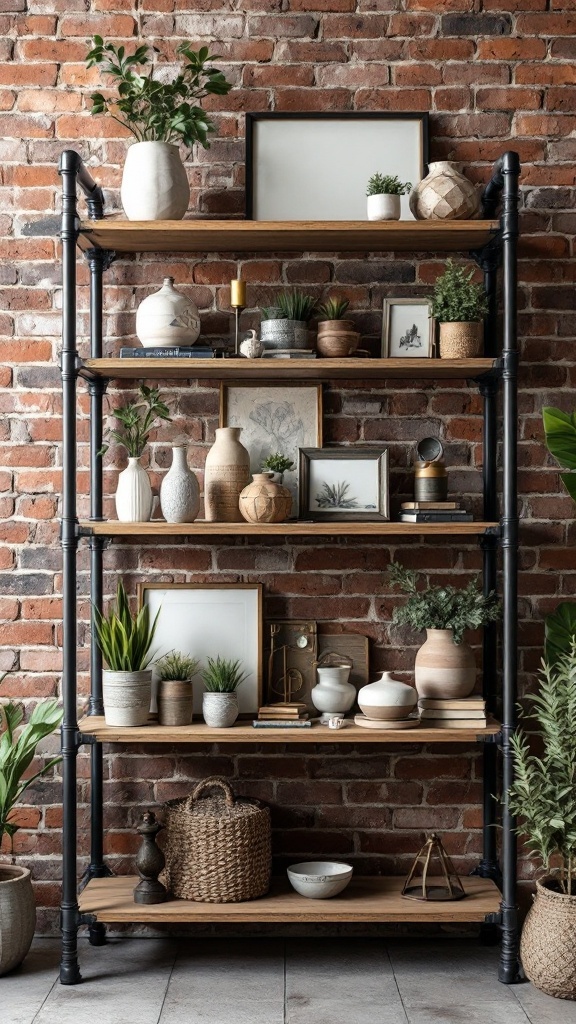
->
520, 878, 576, 1000
414, 629, 476, 699
0, 865, 36, 975
439, 321, 483, 359
204, 427, 250, 523
239, 473, 292, 524
409, 161, 481, 221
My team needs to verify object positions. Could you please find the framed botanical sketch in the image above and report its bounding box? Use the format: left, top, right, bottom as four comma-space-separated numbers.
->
138, 583, 263, 716
382, 298, 435, 358
299, 447, 389, 522
220, 382, 323, 515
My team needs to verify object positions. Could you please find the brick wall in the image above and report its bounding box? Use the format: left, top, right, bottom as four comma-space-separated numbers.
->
0, 1, 573, 932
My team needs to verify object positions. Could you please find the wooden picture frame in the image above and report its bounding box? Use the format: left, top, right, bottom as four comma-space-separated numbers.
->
299, 447, 390, 522
137, 583, 263, 716
382, 298, 435, 358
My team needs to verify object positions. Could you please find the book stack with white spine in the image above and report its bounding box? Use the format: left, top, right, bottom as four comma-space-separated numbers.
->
418, 696, 487, 728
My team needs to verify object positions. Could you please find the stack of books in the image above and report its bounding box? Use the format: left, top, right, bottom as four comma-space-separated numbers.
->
399, 501, 473, 524
418, 696, 487, 729
253, 703, 312, 729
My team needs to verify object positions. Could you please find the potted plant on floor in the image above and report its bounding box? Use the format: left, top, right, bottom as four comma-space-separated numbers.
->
201, 656, 248, 728
0, 670, 62, 975
366, 173, 412, 222
260, 290, 316, 352
508, 648, 576, 1000
431, 259, 488, 359
387, 561, 500, 699
315, 298, 359, 358
94, 581, 160, 727
101, 385, 171, 523
156, 651, 200, 727
86, 36, 233, 220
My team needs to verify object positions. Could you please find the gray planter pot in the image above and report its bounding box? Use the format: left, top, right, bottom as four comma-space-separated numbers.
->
0, 865, 36, 976
260, 318, 311, 351
103, 669, 152, 727
202, 692, 239, 728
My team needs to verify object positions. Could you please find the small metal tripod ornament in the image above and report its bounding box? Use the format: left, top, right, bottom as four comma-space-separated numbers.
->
401, 832, 466, 902
133, 810, 167, 905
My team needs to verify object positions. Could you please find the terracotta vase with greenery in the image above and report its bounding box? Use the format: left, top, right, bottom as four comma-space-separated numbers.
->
431, 260, 488, 358
316, 298, 359, 358
156, 651, 200, 727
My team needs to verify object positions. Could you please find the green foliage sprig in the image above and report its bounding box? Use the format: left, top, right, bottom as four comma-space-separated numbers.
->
508, 650, 576, 894
156, 651, 200, 682
0, 670, 62, 850
202, 656, 248, 693
316, 298, 350, 321
542, 406, 576, 504
261, 290, 316, 323
387, 561, 500, 646
86, 37, 232, 148
101, 385, 171, 459
262, 452, 295, 475
431, 260, 489, 323
545, 603, 576, 667
366, 173, 412, 197
94, 581, 159, 672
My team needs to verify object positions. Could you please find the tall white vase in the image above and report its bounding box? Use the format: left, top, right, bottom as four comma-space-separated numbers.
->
204, 427, 250, 523
115, 457, 153, 523
121, 141, 190, 221
160, 445, 200, 523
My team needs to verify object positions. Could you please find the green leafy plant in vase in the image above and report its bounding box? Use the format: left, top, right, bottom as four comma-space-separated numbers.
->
261, 452, 295, 485
0, 670, 62, 975
201, 656, 248, 728
431, 259, 488, 359
316, 297, 359, 358
155, 651, 200, 727
366, 173, 412, 222
101, 385, 171, 523
387, 560, 500, 699
260, 290, 317, 353
86, 36, 233, 220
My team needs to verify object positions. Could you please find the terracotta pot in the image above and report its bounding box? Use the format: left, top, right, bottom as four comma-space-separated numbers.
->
204, 427, 250, 523
158, 679, 193, 727
439, 321, 483, 359
317, 320, 360, 358
121, 141, 190, 221
136, 277, 200, 348
0, 865, 36, 976
521, 878, 576, 1000
103, 669, 152, 727
414, 629, 476, 699
367, 193, 401, 221
160, 445, 200, 524
239, 473, 292, 524
202, 692, 239, 728
115, 457, 153, 523
409, 161, 481, 221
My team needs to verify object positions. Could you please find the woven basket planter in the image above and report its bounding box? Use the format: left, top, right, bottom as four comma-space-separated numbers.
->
439, 321, 483, 359
521, 877, 576, 1000
162, 776, 271, 903
0, 865, 36, 976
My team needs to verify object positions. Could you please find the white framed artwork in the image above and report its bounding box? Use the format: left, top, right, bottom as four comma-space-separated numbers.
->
299, 447, 389, 522
382, 298, 435, 358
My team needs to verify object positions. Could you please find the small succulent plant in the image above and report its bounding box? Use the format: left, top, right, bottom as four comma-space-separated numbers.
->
262, 452, 295, 475
261, 290, 317, 323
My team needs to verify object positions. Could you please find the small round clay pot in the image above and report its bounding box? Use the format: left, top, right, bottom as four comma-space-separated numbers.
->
239, 473, 293, 524
317, 320, 360, 358
439, 321, 483, 358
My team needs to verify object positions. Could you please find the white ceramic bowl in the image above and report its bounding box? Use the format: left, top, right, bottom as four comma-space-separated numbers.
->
287, 861, 353, 899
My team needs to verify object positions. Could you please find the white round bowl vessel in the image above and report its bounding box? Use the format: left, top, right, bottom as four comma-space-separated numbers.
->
287, 861, 353, 899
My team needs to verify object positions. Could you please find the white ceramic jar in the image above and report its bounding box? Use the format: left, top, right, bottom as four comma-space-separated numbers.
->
115, 457, 153, 523
357, 671, 417, 720
136, 277, 200, 349
367, 193, 401, 221
311, 666, 356, 722
121, 141, 190, 221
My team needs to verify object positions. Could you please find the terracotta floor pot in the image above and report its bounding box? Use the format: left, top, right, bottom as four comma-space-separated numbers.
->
521, 878, 576, 1000
0, 865, 36, 975
439, 321, 483, 358
414, 628, 476, 699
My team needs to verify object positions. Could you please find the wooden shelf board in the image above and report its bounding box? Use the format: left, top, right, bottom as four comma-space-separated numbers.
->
78, 519, 499, 538
78, 875, 501, 924
80, 356, 497, 382
78, 218, 499, 255
78, 715, 500, 745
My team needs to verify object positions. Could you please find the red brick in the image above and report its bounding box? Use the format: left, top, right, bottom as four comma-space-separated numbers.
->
477, 86, 542, 110
476, 37, 547, 59
0, 63, 58, 86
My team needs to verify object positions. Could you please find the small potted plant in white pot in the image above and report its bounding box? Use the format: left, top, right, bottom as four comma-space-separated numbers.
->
260, 290, 317, 352
201, 656, 248, 728
0, 670, 62, 975
261, 452, 295, 486
366, 173, 412, 222
86, 36, 233, 221
315, 298, 360, 358
94, 581, 159, 727
101, 385, 171, 523
156, 651, 200, 727
431, 259, 489, 359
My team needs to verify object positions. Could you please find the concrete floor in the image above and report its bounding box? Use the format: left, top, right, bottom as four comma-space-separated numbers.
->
3, 938, 576, 1024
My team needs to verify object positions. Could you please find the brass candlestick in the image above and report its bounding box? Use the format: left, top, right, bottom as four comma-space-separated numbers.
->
230, 278, 246, 355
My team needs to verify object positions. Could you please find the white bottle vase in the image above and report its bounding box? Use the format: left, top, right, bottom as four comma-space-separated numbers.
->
358, 672, 417, 721
160, 445, 200, 524
367, 193, 401, 221
121, 141, 190, 221
204, 427, 250, 523
414, 628, 476, 699
115, 457, 153, 523
311, 666, 356, 723
136, 277, 200, 349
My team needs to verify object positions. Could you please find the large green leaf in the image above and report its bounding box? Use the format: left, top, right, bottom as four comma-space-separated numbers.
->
545, 602, 576, 666
543, 406, 576, 470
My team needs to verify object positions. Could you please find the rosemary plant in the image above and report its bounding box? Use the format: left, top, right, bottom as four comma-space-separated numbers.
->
316, 298, 350, 321
94, 581, 159, 671
262, 453, 295, 475
261, 291, 316, 323
366, 173, 412, 197
202, 656, 248, 693
387, 561, 500, 645
431, 260, 489, 323
100, 385, 171, 459
155, 651, 199, 682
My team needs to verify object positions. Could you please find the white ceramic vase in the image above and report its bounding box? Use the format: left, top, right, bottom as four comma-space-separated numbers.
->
414, 629, 476, 699
160, 445, 200, 524
202, 692, 239, 728
0, 865, 36, 976
204, 427, 250, 523
409, 161, 481, 221
136, 277, 200, 348
367, 193, 401, 221
357, 672, 417, 721
121, 141, 190, 221
311, 666, 356, 722
115, 457, 153, 523
103, 670, 152, 727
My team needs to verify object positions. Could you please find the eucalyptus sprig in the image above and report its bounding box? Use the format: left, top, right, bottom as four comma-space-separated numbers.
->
156, 651, 200, 682
366, 173, 412, 197
93, 581, 159, 672
86, 37, 232, 148
100, 385, 171, 459
431, 260, 489, 324
387, 561, 500, 646
202, 656, 248, 693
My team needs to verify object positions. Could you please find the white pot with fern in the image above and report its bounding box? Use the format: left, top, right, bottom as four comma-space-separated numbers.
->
94, 582, 159, 728
366, 173, 412, 222
201, 656, 248, 729
260, 290, 316, 352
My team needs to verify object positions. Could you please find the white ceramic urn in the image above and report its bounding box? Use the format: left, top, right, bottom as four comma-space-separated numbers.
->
367, 193, 401, 222
115, 457, 153, 523
136, 277, 200, 348
357, 672, 417, 721
121, 141, 190, 221
311, 666, 356, 722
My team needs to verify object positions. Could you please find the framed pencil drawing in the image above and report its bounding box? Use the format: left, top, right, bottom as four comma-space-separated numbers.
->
299, 447, 390, 522
382, 298, 435, 358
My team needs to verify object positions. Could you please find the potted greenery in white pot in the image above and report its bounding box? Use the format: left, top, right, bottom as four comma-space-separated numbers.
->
86, 36, 232, 220
201, 656, 248, 728
94, 581, 159, 727
431, 259, 489, 359
101, 385, 171, 523
260, 291, 316, 352
0, 671, 62, 975
261, 452, 295, 486
366, 173, 412, 222
387, 561, 500, 699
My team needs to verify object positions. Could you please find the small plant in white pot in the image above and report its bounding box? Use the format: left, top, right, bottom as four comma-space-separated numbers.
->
316, 298, 360, 358
94, 581, 160, 727
366, 173, 412, 222
86, 36, 233, 221
201, 656, 248, 728
156, 651, 200, 727
261, 452, 295, 485
260, 291, 317, 352
431, 259, 489, 359
101, 385, 171, 523
0, 670, 62, 975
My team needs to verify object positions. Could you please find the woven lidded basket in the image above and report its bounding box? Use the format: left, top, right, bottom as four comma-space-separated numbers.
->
521, 877, 576, 1000
162, 776, 271, 904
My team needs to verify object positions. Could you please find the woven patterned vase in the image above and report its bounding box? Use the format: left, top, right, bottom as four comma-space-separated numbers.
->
0, 866, 36, 976
239, 473, 292, 524
158, 679, 194, 726
103, 670, 152, 727
204, 427, 250, 523
439, 321, 483, 359
521, 878, 576, 1000
409, 161, 481, 221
